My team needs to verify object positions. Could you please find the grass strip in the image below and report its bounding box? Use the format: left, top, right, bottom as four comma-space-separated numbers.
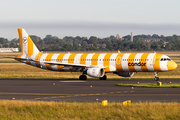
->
0, 100, 179, 120
115, 83, 180, 88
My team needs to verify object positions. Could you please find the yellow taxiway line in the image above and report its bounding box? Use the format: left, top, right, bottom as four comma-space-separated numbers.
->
0, 92, 71, 96
60, 80, 87, 82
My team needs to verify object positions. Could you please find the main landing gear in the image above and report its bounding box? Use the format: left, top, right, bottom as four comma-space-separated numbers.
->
79, 75, 87, 80
99, 75, 107, 80
154, 72, 159, 81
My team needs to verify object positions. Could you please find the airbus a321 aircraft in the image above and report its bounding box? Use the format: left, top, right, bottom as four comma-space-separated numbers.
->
15, 28, 177, 81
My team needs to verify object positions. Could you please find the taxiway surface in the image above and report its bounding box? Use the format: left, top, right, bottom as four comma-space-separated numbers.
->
0, 78, 179, 102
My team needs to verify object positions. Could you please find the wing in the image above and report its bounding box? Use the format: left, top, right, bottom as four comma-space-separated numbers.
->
15, 57, 105, 68
41, 61, 105, 69
43, 61, 89, 68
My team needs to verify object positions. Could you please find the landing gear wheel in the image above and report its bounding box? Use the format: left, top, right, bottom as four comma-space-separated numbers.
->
79, 75, 87, 80
99, 75, 107, 80
154, 72, 159, 81
154, 77, 159, 81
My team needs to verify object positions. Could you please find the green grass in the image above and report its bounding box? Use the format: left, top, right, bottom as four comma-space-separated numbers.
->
115, 83, 180, 88
0, 100, 180, 120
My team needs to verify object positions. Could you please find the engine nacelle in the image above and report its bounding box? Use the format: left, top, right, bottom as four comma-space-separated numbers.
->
115, 72, 134, 77
87, 68, 105, 78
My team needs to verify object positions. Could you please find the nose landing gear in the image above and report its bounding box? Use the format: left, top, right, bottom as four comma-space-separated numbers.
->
154, 72, 159, 81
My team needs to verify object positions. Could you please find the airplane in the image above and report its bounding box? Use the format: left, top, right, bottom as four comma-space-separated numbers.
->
15, 28, 177, 81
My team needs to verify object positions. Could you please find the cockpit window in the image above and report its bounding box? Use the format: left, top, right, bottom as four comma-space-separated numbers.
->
167, 58, 171, 61
160, 58, 171, 61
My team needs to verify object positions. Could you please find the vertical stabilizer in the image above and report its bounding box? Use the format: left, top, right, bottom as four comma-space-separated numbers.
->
17, 28, 41, 60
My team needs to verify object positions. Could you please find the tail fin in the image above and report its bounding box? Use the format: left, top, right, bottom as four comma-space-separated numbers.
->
17, 28, 42, 59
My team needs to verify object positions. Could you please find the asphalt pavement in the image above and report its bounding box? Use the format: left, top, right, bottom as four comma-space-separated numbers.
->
0, 78, 179, 102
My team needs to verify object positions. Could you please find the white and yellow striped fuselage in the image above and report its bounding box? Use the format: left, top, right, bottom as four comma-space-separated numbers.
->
16, 52, 177, 72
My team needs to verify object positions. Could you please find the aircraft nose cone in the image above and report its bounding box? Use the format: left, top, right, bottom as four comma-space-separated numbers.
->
167, 61, 177, 71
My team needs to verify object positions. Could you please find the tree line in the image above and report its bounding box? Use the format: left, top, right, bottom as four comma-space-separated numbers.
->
1, 34, 180, 52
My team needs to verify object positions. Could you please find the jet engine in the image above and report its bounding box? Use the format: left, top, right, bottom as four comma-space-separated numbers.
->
114, 72, 134, 77
87, 68, 105, 78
